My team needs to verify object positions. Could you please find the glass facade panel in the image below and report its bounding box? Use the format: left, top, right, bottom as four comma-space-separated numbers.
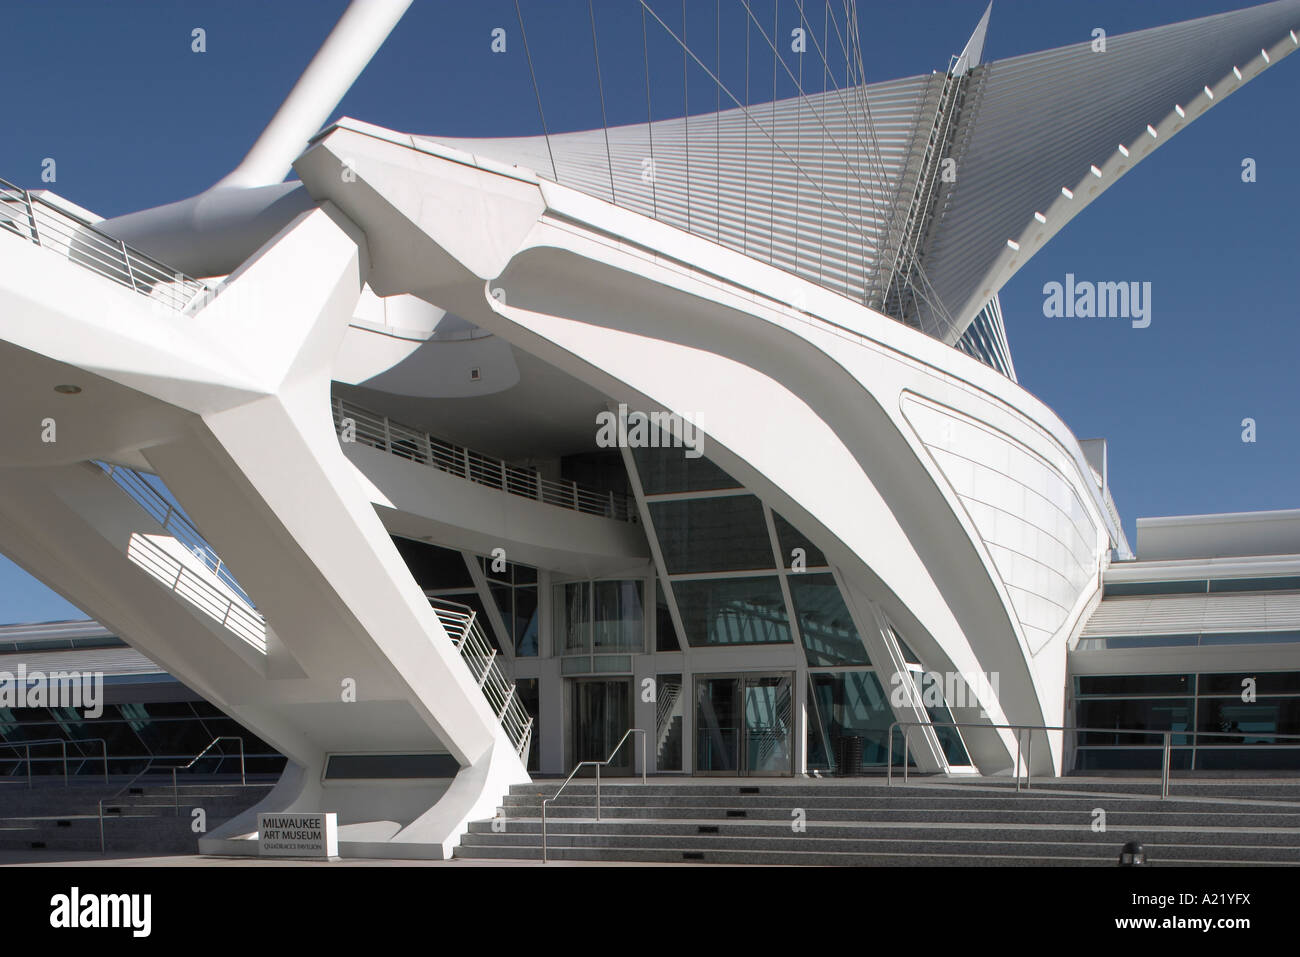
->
1209, 576, 1300, 593
561, 582, 591, 654
1103, 580, 1207, 597
593, 580, 644, 652
1076, 674, 1194, 697
806, 671, 905, 771
787, 573, 870, 666
655, 674, 684, 771
655, 583, 680, 652
556, 580, 644, 654
672, 577, 792, 647
649, 496, 775, 574
1075, 699, 1195, 746
1073, 671, 1300, 769
392, 538, 473, 589
1199, 672, 1300, 695
1196, 697, 1300, 744
515, 678, 540, 772
483, 558, 540, 657
632, 446, 740, 495
905, 676, 972, 766
772, 512, 827, 569
0, 701, 284, 776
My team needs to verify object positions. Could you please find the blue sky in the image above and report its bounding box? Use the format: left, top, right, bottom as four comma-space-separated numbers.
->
1, 0, 1296, 622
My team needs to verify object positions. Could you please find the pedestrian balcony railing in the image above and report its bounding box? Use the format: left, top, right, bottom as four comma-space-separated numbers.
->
95, 460, 255, 607
0, 175, 214, 313
126, 533, 268, 654
429, 597, 533, 762
331, 397, 636, 522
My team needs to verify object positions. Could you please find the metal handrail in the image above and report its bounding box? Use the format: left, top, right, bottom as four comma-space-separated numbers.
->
98, 759, 162, 853
542, 728, 647, 863
126, 533, 267, 652
886, 720, 1300, 798
0, 174, 212, 312
171, 736, 246, 813
95, 460, 254, 606
429, 598, 534, 760
0, 737, 111, 787
333, 397, 636, 522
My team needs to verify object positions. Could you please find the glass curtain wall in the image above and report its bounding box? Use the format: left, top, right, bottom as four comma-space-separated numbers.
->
481, 557, 539, 657
555, 581, 646, 659
1075, 672, 1300, 770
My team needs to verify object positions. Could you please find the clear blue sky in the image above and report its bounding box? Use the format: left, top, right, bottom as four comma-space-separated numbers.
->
1, 0, 1296, 622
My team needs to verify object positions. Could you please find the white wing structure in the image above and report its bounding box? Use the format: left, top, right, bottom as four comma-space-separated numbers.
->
0, 1, 1295, 860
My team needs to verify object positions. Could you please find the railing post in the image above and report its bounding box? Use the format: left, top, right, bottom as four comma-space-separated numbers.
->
25, 744, 31, 788
497, 684, 516, 720
1026, 731, 1033, 791
239, 738, 246, 786
121, 239, 138, 291
1161, 731, 1171, 799
23, 190, 39, 246
61, 740, 68, 788
641, 730, 647, 784
101, 740, 109, 783
542, 801, 548, 864
596, 762, 602, 822
903, 728, 910, 784
887, 725, 894, 786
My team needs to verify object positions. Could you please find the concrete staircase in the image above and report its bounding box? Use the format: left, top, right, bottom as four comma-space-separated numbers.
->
0, 778, 273, 855
455, 778, 1300, 866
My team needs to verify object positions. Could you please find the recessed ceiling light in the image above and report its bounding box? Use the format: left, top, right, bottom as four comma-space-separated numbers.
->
53, 384, 82, 394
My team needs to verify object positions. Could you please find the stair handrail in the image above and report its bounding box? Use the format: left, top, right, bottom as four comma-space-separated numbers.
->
0, 737, 113, 788
886, 719, 1300, 798
97, 758, 164, 853
170, 736, 246, 812
541, 727, 646, 863
429, 598, 534, 761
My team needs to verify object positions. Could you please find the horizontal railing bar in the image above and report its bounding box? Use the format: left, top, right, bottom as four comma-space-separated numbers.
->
0, 173, 212, 312
334, 397, 635, 522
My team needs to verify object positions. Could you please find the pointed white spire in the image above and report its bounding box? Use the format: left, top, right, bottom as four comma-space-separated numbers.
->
954, 2, 993, 76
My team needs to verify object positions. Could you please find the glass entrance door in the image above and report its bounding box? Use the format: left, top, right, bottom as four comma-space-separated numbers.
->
744, 674, 793, 774
695, 676, 741, 773
695, 673, 793, 776
570, 678, 633, 775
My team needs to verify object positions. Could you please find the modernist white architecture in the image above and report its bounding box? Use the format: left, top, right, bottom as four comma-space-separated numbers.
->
0, 0, 1298, 859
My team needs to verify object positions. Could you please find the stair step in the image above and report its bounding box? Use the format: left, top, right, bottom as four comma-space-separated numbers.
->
460, 776, 1300, 866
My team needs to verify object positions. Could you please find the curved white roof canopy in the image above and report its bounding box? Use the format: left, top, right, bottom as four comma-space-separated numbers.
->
420, 0, 1300, 346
